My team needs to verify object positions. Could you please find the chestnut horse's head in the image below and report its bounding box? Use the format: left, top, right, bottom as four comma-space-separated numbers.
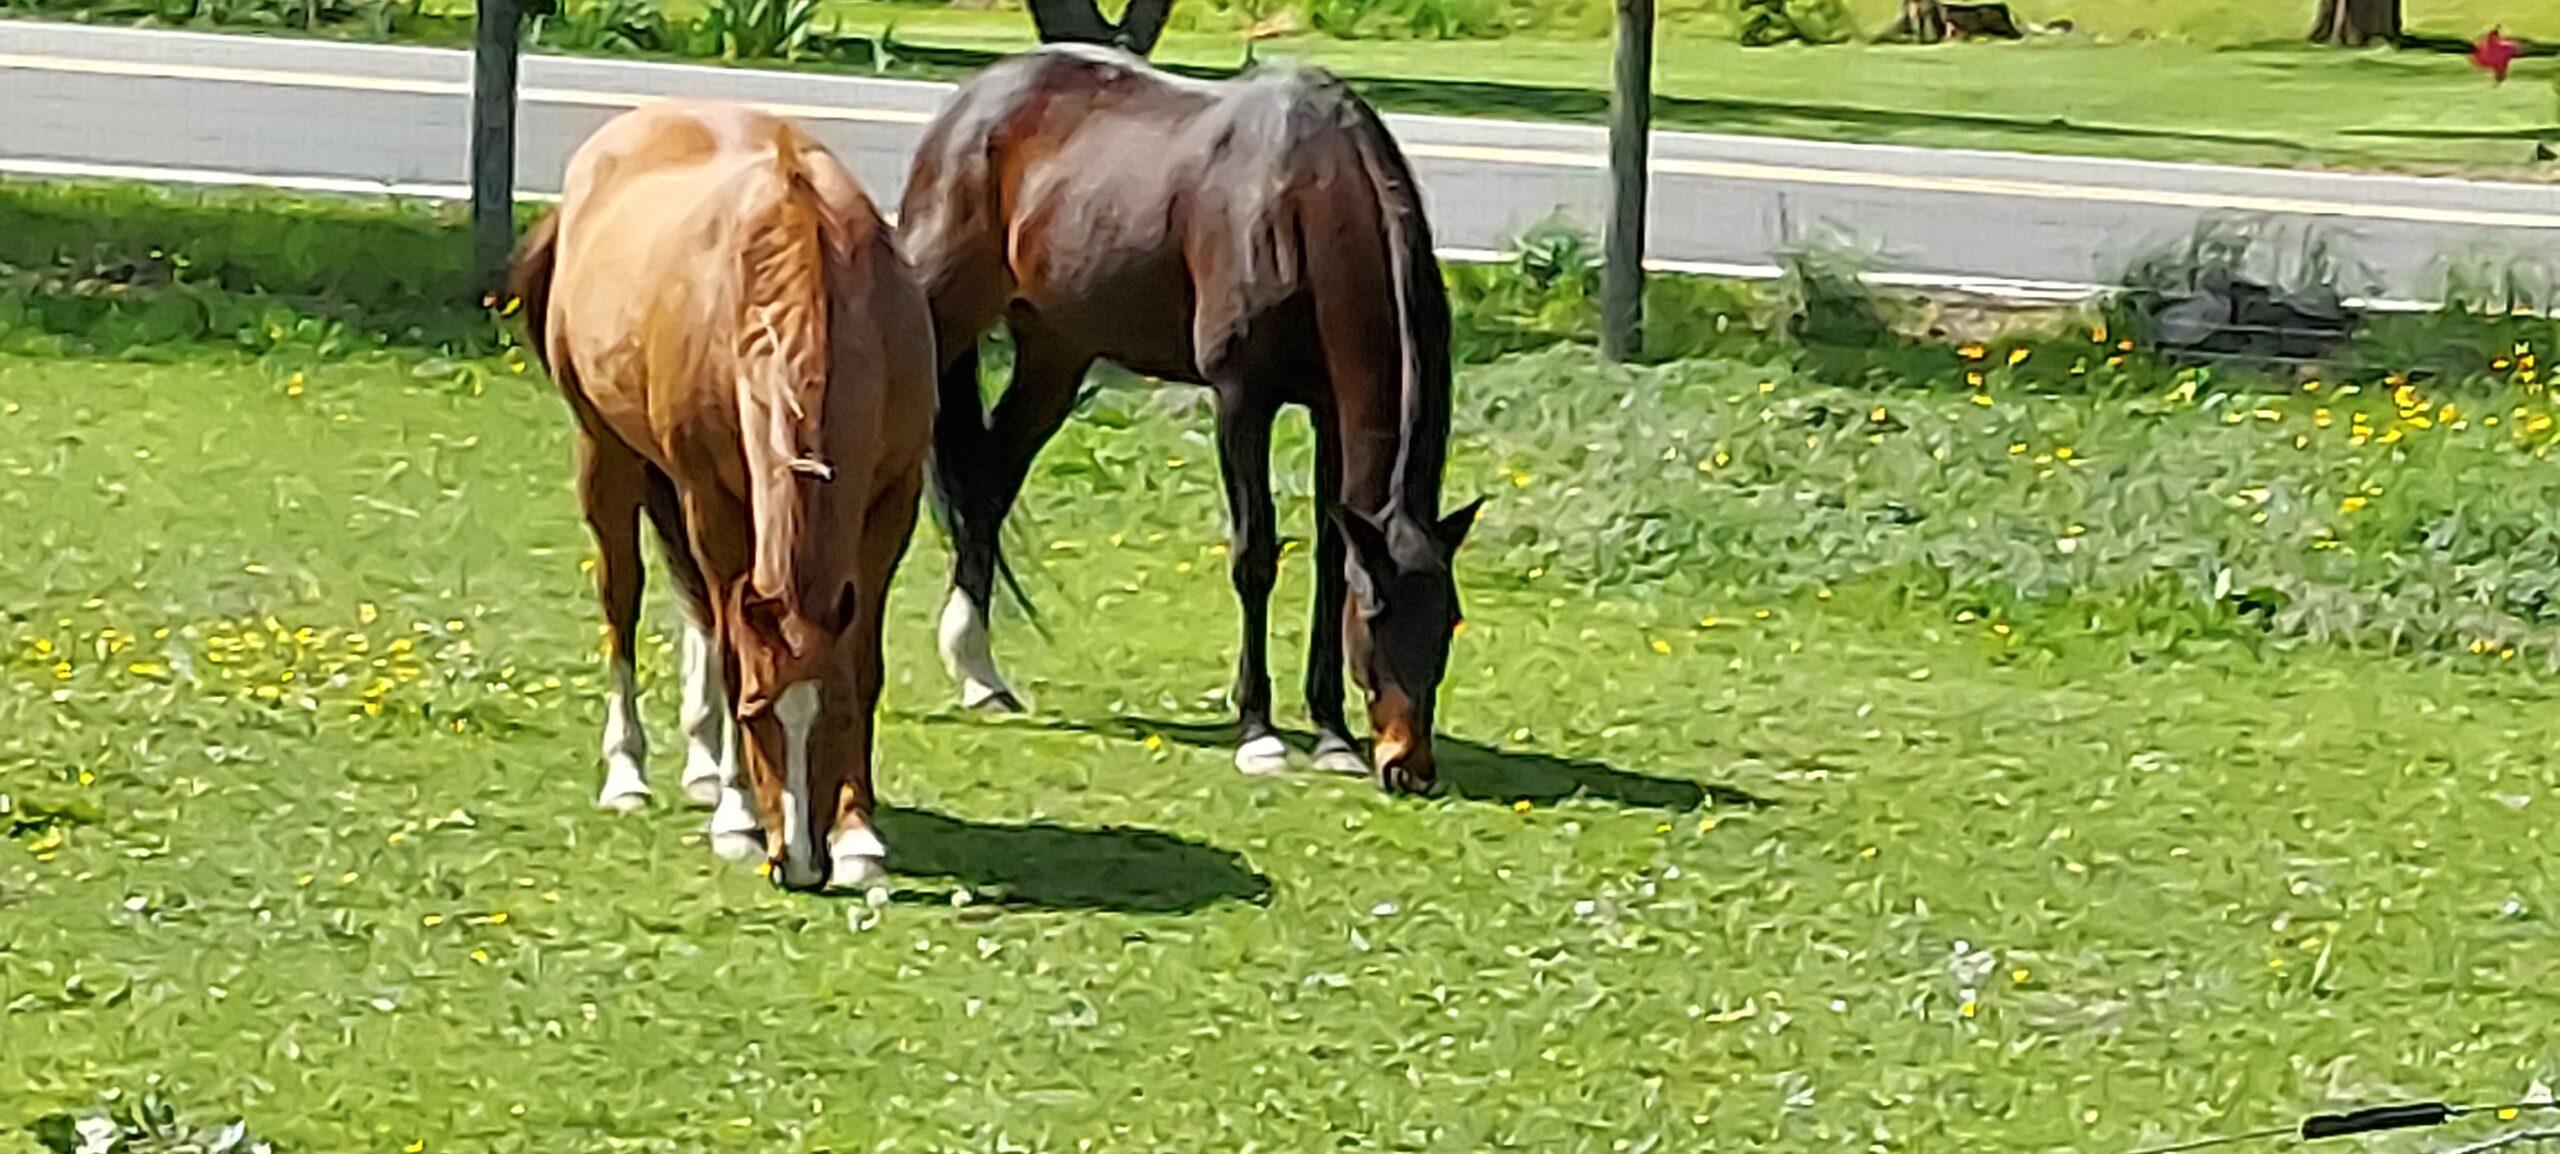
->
1334, 498, 1483, 794
724, 585, 882, 893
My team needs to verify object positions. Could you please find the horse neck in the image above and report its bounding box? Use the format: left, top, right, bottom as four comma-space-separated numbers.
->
1330, 349, 1448, 523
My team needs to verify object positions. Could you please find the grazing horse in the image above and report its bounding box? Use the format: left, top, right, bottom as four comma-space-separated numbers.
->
512, 100, 936, 891
901, 44, 1481, 795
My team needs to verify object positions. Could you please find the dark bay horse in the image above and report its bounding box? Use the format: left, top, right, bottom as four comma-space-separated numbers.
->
513, 100, 937, 891
900, 45, 1481, 794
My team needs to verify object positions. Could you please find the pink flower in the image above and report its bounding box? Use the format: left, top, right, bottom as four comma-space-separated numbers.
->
2471, 27, 2520, 83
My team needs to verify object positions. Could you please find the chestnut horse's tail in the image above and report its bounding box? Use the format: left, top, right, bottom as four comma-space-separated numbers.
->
508, 210, 561, 371
733, 154, 851, 645
1327, 82, 1454, 509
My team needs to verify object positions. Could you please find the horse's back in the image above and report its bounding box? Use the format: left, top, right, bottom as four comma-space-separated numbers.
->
901, 47, 1377, 380
547, 102, 892, 470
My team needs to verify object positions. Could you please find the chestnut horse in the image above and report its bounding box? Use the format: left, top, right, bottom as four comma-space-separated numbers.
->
902, 45, 1482, 795
512, 101, 936, 891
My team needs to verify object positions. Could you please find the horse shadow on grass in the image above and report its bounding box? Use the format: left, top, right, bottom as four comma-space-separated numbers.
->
961, 714, 1770, 812
873, 805, 1269, 914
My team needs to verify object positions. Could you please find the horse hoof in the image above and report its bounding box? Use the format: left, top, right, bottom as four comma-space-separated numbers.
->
773, 858, 828, 892
598, 760, 650, 812
1312, 745, 1369, 777
712, 830, 765, 864
680, 765, 725, 809
824, 853, 889, 893
708, 789, 761, 863
1235, 736, 1292, 776
962, 682, 1025, 713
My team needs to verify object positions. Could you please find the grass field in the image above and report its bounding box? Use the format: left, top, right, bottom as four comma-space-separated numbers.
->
12, 0, 2554, 177
10, 329, 2560, 1150
648, 2, 2560, 174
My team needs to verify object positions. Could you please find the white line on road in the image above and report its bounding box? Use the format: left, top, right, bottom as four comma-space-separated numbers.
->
0, 156, 2161, 304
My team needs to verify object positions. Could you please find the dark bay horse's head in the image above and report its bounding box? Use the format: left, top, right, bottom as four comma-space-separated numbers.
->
1334, 498, 1484, 795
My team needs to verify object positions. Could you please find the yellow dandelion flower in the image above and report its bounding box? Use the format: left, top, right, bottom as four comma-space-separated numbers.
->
1650, 639, 1672, 654
1959, 343, 1987, 361
2007, 347, 2030, 366
1972, 393, 1994, 407
1513, 799, 1533, 814
2340, 496, 2368, 513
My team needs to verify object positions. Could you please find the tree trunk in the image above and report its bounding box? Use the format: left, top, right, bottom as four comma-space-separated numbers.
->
1027, 0, 1175, 55
2309, 0, 2399, 46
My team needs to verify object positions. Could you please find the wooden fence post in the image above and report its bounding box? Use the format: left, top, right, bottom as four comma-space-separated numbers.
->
471, 0, 527, 299
1602, 0, 1654, 362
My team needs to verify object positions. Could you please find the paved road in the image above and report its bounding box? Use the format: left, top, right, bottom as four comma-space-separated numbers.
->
6, 21, 2560, 301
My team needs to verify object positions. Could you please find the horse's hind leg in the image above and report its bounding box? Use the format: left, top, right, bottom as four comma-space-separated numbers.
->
933, 342, 1018, 714
642, 467, 730, 809
1215, 385, 1288, 776
578, 428, 653, 812
827, 471, 924, 893
938, 329, 1090, 714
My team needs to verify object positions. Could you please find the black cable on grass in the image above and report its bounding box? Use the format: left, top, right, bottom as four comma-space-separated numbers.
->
2115, 1101, 2560, 1154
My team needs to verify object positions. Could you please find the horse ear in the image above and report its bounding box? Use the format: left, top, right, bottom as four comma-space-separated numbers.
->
1329, 506, 1396, 610
1330, 505, 1395, 567
736, 591, 815, 661
1435, 497, 1487, 552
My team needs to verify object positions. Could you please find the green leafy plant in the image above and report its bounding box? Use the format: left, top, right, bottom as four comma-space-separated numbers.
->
29, 1093, 275, 1154
1737, 0, 1853, 46
531, 0, 668, 53
697, 0, 818, 60
1768, 238, 1892, 348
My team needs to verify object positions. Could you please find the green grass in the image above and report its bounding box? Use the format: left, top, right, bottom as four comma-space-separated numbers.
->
11, 332, 2560, 1150
594, 0, 2558, 174
13, 0, 2555, 178
625, 1, 2560, 173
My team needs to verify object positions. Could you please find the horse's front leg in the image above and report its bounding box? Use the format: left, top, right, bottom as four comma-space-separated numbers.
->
1214, 385, 1287, 775
1303, 412, 1367, 777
